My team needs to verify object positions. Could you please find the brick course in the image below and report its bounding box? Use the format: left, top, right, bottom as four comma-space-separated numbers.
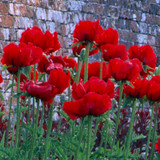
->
0, 0, 159, 61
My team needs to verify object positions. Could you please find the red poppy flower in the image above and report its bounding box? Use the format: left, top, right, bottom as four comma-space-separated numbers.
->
123, 78, 149, 98
128, 45, 157, 76
63, 77, 113, 120
24, 80, 58, 104
95, 27, 119, 47
20, 26, 61, 55
37, 55, 64, 74
146, 75, 160, 101
72, 77, 115, 100
73, 20, 100, 42
72, 39, 99, 56
101, 44, 128, 62
63, 56, 77, 69
1, 42, 43, 73
108, 58, 142, 81
80, 62, 110, 80
0, 75, 3, 84
48, 69, 70, 94
155, 137, 160, 154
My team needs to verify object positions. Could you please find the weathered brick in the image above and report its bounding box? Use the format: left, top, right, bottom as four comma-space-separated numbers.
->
36, 7, 47, 20
46, 22, 56, 33
139, 22, 148, 34
148, 35, 156, 45
131, 21, 140, 32
0, 15, 14, 27
53, 0, 68, 11
17, 29, 25, 40
68, 0, 85, 11
9, 3, 14, 15
14, 4, 27, 16
14, 17, 33, 29
0, 2, 8, 15
137, 34, 148, 44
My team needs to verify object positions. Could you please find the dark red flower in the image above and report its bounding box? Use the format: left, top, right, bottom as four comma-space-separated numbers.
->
80, 62, 110, 80
123, 78, 149, 98
24, 80, 58, 104
101, 44, 128, 62
73, 20, 100, 42
146, 75, 160, 101
20, 26, 61, 55
95, 27, 119, 47
48, 69, 70, 94
72, 39, 99, 56
128, 45, 157, 76
63, 56, 77, 69
1, 42, 43, 73
108, 58, 142, 81
155, 137, 160, 154
0, 75, 3, 84
63, 77, 113, 120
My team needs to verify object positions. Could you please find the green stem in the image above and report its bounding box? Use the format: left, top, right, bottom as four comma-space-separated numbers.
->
84, 43, 90, 83
75, 118, 85, 160
6, 75, 14, 146
145, 104, 154, 160
124, 99, 137, 159
86, 116, 92, 160
68, 83, 71, 101
45, 101, 54, 159
150, 102, 159, 160
112, 82, 123, 147
14, 68, 21, 153
27, 97, 31, 125
30, 97, 37, 159
76, 58, 81, 84
100, 50, 103, 79
40, 103, 45, 129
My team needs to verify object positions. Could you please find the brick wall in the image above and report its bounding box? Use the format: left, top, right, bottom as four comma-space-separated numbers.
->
0, 0, 160, 59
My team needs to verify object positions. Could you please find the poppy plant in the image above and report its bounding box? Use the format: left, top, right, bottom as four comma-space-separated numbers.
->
101, 44, 128, 62
72, 39, 99, 56
155, 137, 160, 154
20, 26, 61, 55
107, 58, 142, 81
63, 77, 114, 120
24, 80, 58, 104
24, 69, 70, 103
1, 42, 43, 73
123, 78, 149, 98
73, 20, 100, 43
146, 75, 160, 101
80, 62, 110, 80
128, 45, 157, 76
95, 27, 119, 47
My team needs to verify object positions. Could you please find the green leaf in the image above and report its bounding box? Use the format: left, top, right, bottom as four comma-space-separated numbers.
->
2, 64, 11, 71
5, 82, 16, 93
13, 92, 30, 98
132, 134, 146, 142
71, 41, 84, 48
126, 81, 134, 88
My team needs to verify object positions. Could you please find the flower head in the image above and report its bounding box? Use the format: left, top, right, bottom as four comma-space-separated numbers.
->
63, 77, 114, 120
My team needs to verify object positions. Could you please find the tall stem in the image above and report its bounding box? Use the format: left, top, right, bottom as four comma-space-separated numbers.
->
14, 68, 21, 153
86, 115, 92, 160
76, 58, 81, 84
75, 118, 85, 160
30, 98, 40, 159
124, 99, 137, 159
6, 75, 14, 146
84, 43, 90, 83
44, 101, 54, 159
150, 102, 159, 160
112, 82, 123, 147
100, 50, 103, 79
145, 104, 154, 160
